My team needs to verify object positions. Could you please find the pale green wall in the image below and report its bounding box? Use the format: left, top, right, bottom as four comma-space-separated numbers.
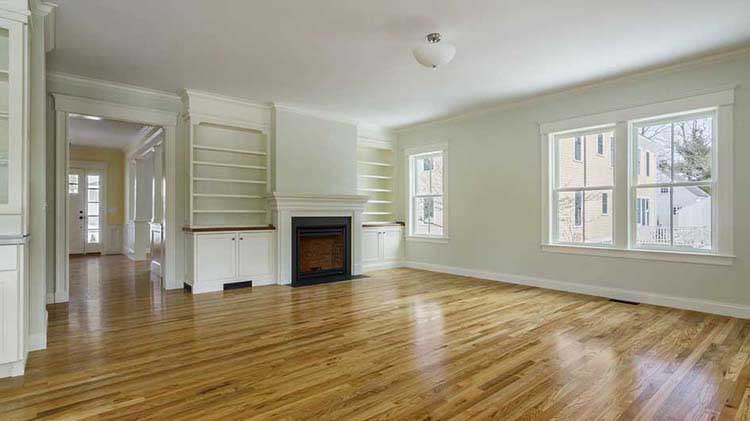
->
397, 52, 750, 307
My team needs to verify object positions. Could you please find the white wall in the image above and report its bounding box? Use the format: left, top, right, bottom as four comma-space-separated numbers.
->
397, 51, 750, 311
273, 108, 358, 195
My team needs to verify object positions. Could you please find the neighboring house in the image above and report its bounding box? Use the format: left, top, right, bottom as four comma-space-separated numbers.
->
558, 132, 710, 248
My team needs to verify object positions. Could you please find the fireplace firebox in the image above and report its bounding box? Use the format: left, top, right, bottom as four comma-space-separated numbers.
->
291, 217, 351, 287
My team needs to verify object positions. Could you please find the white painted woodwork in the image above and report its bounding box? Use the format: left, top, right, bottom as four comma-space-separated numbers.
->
361, 225, 404, 271
356, 127, 397, 224
66, 167, 84, 254
237, 231, 274, 286
186, 230, 275, 294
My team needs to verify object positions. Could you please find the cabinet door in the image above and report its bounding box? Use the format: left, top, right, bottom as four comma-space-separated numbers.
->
195, 233, 236, 282
382, 229, 403, 261
362, 229, 381, 264
238, 232, 272, 279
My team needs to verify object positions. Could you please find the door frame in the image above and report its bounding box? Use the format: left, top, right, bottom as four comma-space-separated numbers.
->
53, 94, 179, 303
68, 160, 108, 254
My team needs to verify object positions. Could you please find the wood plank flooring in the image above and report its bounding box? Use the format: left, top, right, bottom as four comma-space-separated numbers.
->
1, 254, 749, 419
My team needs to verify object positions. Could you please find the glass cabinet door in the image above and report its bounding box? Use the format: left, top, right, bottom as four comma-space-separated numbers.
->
0, 27, 8, 206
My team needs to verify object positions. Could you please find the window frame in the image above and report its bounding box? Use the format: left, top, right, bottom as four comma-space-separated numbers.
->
540, 88, 734, 266
601, 192, 609, 215
405, 144, 449, 242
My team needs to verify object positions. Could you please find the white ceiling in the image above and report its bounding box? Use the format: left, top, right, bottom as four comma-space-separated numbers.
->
68, 115, 153, 150
47, 0, 750, 128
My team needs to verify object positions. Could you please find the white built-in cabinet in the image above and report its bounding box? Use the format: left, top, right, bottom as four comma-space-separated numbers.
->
0, 6, 30, 378
362, 225, 403, 270
185, 230, 275, 293
357, 138, 396, 224
182, 91, 276, 293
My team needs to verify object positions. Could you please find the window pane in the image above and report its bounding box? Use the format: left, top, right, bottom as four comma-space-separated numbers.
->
635, 188, 670, 247
87, 188, 99, 203
68, 184, 78, 194
557, 136, 584, 188
673, 116, 712, 182
673, 186, 711, 249
87, 230, 100, 244
636, 123, 671, 184
556, 191, 583, 243
415, 154, 443, 195
584, 190, 612, 245
87, 174, 100, 188
414, 196, 444, 236
68, 174, 79, 184
87, 216, 99, 230
585, 131, 614, 186
87, 202, 99, 216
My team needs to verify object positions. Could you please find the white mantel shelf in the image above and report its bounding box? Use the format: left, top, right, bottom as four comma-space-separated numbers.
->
267, 192, 370, 285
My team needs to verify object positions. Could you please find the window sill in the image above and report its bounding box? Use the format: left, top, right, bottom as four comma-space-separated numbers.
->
406, 235, 450, 244
541, 243, 734, 266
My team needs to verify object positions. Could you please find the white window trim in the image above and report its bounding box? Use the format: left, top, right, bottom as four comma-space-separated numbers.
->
540, 87, 735, 266
404, 143, 449, 242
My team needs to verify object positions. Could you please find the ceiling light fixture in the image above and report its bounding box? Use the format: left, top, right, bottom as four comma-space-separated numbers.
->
413, 32, 456, 69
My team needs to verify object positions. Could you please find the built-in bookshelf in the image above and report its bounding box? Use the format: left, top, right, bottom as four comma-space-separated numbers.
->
357, 140, 395, 223
189, 122, 270, 228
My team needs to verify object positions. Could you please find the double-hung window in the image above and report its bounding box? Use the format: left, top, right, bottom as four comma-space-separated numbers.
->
552, 128, 614, 245
542, 89, 734, 265
407, 146, 447, 239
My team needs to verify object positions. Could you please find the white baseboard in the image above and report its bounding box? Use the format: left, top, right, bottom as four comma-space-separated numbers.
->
363, 260, 404, 272
404, 260, 750, 319
28, 332, 46, 352
0, 358, 26, 378
46, 292, 54, 304
54, 290, 69, 303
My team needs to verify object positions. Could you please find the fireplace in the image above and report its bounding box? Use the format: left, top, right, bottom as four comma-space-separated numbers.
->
292, 217, 351, 287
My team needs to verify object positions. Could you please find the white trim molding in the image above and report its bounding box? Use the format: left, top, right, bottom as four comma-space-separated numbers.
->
541, 243, 734, 266
404, 261, 750, 319
267, 193, 369, 284
403, 143, 450, 241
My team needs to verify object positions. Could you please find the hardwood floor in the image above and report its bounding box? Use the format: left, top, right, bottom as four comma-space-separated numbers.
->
1, 254, 749, 419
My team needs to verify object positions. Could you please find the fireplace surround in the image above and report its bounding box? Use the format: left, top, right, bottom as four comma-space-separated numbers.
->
292, 217, 351, 286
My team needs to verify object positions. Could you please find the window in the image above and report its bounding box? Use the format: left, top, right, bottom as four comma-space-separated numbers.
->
543, 88, 732, 264
634, 111, 714, 250
68, 174, 79, 194
408, 148, 446, 238
86, 174, 101, 244
597, 134, 604, 155
553, 128, 614, 245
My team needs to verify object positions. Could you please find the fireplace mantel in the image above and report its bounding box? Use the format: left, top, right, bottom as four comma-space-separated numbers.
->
267, 193, 369, 285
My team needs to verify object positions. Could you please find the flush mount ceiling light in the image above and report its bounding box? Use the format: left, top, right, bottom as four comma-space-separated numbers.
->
413, 32, 456, 69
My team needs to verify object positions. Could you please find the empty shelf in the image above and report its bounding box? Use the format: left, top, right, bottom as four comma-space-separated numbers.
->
359, 188, 392, 193
359, 174, 392, 179
193, 161, 267, 170
193, 145, 267, 156
193, 193, 264, 199
194, 177, 266, 184
193, 209, 267, 214
357, 160, 393, 167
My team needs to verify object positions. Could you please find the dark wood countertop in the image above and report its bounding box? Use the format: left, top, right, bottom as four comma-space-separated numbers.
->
183, 225, 276, 233
362, 222, 405, 228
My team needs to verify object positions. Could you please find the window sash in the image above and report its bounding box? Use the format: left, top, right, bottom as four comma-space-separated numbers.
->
408, 149, 446, 238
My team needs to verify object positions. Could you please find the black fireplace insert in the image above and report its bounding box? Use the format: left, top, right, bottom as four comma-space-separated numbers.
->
291, 217, 351, 287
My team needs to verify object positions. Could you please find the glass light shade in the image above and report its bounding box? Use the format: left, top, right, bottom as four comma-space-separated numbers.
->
413, 42, 456, 69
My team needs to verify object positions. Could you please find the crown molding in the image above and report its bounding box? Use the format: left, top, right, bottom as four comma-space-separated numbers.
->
395, 45, 750, 133
30, 1, 57, 52
181, 89, 271, 111
47, 72, 182, 106
272, 103, 358, 127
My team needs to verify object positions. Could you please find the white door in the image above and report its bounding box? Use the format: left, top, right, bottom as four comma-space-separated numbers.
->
84, 170, 104, 253
195, 233, 236, 281
238, 232, 272, 281
67, 168, 85, 254
362, 229, 381, 265
68, 167, 104, 254
382, 229, 403, 262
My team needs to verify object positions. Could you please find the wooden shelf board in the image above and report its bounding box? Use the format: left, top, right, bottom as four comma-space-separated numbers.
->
193, 194, 264, 199
193, 161, 267, 170
183, 225, 276, 232
194, 177, 266, 185
357, 160, 393, 167
359, 174, 392, 179
193, 209, 267, 214
193, 145, 267, 156
363, 211, 394, 215
359, 188, 392, 193
367, 200, 392, 204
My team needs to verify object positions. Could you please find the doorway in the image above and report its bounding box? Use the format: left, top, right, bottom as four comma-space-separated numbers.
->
67, 165, 106, 255
53, 93, 179, 303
